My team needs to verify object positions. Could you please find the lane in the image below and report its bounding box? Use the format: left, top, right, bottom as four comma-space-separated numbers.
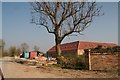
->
0, 57, 67, 78
0, 57, 118, 78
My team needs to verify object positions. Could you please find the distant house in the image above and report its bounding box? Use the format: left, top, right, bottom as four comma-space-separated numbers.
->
47, 41, 117, 57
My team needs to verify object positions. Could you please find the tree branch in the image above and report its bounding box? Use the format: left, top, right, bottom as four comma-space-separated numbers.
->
40, 23, 55, 34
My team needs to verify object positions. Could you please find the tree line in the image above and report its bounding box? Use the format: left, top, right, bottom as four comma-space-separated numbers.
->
89, 45, 120, 54
1, 40, 40, 57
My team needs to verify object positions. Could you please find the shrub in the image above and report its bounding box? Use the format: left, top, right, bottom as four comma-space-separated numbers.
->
2, 52, 9, 57
62, 55, 85, 70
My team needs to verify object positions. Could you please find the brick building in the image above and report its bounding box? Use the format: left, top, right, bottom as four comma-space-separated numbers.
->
47, 41, 117, 57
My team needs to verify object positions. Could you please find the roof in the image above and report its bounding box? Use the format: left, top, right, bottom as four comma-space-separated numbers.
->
78, 41, 117, 49
47, 41, 118, 53
48, 41, 79, 52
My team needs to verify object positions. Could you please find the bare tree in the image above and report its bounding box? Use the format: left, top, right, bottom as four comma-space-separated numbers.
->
21, 43, 29, 52
31, 2, 103, 58
0, 39, 5, 57
9, 46, 17, 57
0, 39, 5, 51
16, 48, 22, 56
33, 45, 39, 51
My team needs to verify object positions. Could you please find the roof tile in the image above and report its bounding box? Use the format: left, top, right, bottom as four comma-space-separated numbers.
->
47, 41, 117, 53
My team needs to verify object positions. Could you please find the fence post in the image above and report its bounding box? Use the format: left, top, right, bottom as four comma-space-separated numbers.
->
84, 49, 91, 70
88, 49, 91, 70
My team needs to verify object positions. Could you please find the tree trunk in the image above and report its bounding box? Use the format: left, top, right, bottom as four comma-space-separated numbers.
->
55, 37, 61, 57
56, 43, 61, 57
55, 35, 62, 65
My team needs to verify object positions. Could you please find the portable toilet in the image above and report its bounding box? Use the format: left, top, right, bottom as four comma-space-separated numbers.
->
29, 51, 37, 59
24, 52, 30, 58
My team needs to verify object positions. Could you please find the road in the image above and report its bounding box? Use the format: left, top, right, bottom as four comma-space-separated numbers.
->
0, 57, 68, 78
0, 57, 118, 78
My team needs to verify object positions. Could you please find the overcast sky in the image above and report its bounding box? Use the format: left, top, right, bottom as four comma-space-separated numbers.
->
1, 2, 119, 52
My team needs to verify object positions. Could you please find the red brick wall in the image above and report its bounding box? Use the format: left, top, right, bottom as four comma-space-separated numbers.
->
90, 53, 118, 70
47, 50, 78, 58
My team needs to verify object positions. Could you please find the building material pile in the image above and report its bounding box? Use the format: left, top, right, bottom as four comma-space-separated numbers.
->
35, 56, 47, 61
15, 52, 57, 66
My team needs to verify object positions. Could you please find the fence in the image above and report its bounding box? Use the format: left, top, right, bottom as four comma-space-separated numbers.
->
84, 50, 119, 71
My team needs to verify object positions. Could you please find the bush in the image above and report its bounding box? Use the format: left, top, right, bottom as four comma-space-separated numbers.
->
2, 52, 9, 57
61, 55, 85, 70
90, 45, 120, 54
56, 57, 62, 65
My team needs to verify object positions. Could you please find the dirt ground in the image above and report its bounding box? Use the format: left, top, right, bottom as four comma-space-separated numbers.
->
0, 57, 119, 78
